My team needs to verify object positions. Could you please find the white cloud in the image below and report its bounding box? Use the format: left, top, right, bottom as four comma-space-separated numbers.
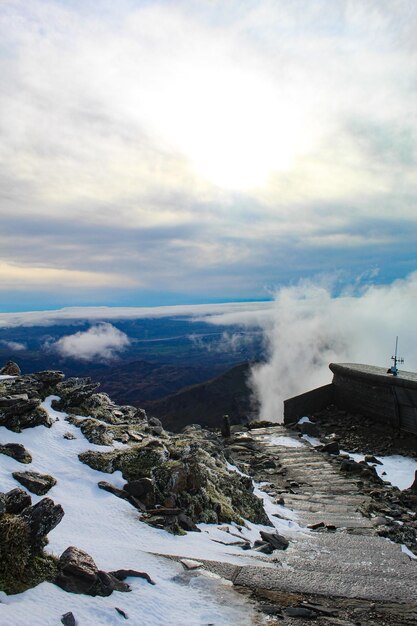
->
0, 340, 27, 351
50, 323, 130, 361
0, 262, 138, 290
250, 271, 417, 422
0, 301, 273, 329
0, 1, 416, 303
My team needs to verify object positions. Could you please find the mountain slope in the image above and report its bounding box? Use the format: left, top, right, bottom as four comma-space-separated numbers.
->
144, 362, 257, 431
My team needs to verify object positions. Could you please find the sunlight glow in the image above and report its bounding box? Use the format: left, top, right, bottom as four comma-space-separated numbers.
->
144, 61, 316, 190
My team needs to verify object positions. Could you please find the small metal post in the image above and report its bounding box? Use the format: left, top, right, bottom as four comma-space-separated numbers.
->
387, 336, 404, 376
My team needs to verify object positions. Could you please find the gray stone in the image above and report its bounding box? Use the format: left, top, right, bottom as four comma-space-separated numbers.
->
13, 471, 57, 495
0, 442, 32, 463
22, 497, 64, 545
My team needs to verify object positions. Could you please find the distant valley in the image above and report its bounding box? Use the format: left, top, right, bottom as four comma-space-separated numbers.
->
0, 315, 264, 429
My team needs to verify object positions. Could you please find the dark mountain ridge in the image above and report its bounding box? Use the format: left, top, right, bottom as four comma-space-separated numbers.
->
143, 362, 257, 432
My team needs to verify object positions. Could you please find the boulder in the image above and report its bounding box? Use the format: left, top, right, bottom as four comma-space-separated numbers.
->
55, 547, 131, 597
0, 494, 62, 594
259, 530, 289, 551
299, 421, 320, 437
0, 361, 21, 376
321, 441, 340, 455
0, 442, 32, 463
13, 471, 57, 495
21, 498, 64, 547
2, 488, 32, 514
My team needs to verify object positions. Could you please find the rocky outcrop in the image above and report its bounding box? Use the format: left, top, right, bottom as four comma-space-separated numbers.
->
80, 427, 269, 532
0, 368, 65, 432
0, 490, 63, 594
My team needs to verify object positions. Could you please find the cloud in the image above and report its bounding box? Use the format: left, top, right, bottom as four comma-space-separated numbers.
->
0, 1, 416, 306
249, 271, 417, 422
0, 340, 27, 351
188, 330, 261, 353
0, 262, 138, 290
50, 323, 130, 361
0, 301, 273, 329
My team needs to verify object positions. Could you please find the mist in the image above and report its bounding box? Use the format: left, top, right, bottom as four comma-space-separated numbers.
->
249, 272, 417, 422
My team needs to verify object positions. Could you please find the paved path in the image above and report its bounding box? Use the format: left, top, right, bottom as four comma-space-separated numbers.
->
202, 426, 417, 611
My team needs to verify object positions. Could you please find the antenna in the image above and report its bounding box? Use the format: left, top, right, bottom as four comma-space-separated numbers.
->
387, 335, 404, 376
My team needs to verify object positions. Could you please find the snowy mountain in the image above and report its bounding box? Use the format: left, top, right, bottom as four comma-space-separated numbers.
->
0, 369, 300, 626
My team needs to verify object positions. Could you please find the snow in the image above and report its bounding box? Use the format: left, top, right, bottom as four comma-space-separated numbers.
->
263, 435, 305, 448
341, 450, 417, 491
297, 416, 312, 425
301, 434, 322, 447
401, 544, 417, 560
0, 397, 276, 626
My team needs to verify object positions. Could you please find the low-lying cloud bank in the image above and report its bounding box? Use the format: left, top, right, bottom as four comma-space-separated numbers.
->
1, 271, 417, 420
249, 271, 417, 422
50, 323, 130, 362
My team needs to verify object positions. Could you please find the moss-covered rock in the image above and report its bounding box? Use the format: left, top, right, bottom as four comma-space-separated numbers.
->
79, 430, 270, 529
67, 416, 146, 446
0, 513, 58, 594
79, 440, 169, 480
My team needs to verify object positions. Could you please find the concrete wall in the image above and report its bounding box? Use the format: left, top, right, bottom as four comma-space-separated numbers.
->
283, 363, 417, 435
329, 363, 417, 434
330, 370, 397, 427
283, 383, 334, 425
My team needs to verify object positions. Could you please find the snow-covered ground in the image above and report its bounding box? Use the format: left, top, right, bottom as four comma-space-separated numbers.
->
342, 450, 417, 491
0, 397, 306, 626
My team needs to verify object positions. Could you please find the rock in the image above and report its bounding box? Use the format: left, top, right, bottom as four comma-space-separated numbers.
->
321, 441, 340, 455
2, 487, 32, 514
253, 541, 274, 554
0, 442, 32, 463
284, 606, 316, 618
123, 478, 155, 504
0, 494, 62, 594
407, 470, 417, 494
0, 361, 21, 376
61, 612, 76, 626
110, 569, 155, 585
97, 481, 130, 501
308, 521, 325, 530
259, 530, 289, 551
0, 398, 51, 432
55, 547, 131, 597
371, 516, 388, 527
13, 471, 57, 495
180, 559, 203, 570
178, 512, 200, 532
299, 421, 320, 437
115, 607, 128, 619
148, 416, 164, 436
63, 431, 76, 440
364, 454, 382, 465
34, 370, 65, 384
21, 497, 64, 546
55, 546, 99, 595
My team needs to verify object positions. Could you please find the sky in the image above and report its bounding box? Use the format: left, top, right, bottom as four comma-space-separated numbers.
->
0, 0, 417, 311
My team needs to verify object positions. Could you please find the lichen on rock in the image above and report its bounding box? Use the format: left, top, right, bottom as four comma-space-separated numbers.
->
79, 427, 270, 530
0, 492, 62, 595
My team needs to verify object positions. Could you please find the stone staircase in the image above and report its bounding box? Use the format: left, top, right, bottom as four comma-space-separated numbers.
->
191, 424, 417, 618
